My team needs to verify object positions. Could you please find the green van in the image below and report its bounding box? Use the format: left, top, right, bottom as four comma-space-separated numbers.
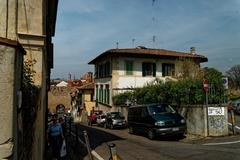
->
127, 104, 186, 139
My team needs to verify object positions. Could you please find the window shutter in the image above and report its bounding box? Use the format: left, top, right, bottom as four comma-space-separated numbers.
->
142, 63, 146, 77
153, 63, 156, 77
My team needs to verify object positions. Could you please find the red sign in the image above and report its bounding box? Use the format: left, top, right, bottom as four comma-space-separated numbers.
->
203, 79, 208, 92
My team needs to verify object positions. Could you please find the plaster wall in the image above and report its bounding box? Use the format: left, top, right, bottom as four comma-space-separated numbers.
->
0, 46, 15, 159
18, 0, 47, 159
18, 0, 43, 35
0, 45, 23, 159
24, 48, 43, 85
112, 57, 182, 90
179, 105, 228, 137
0, 0, 17, 40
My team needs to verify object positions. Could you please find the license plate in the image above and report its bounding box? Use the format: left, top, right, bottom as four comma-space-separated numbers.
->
118, 123, 122, 125
172, 127, 179, 131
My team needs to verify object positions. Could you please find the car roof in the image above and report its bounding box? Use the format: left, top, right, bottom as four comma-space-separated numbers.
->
129, 103, 169, 109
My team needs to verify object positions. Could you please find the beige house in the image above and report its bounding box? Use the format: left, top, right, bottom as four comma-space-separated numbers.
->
0, 0, 58, 159
89, 46, 208, 112
78, 83, 95, 114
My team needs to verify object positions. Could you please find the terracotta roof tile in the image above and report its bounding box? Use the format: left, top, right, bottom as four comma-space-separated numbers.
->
78, 83, 94, 90
89, 47, 208, 64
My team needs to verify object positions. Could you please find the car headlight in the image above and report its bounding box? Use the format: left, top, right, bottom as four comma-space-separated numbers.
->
180, 119, 185, 124
155, 121, 165, 126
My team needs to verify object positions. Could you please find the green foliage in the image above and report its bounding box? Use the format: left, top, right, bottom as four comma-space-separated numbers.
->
112, 67, 226, 106
226, 64, 240, 90
112, 91, 134, 106
21, 61, 39, 159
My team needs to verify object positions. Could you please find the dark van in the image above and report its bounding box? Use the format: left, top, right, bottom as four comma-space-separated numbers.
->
128, 104, 186, 139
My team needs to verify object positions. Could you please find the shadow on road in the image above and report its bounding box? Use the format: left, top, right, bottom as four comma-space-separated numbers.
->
76, 123, 125, 148
132, 131, 186, 141
67, 123, 124, 159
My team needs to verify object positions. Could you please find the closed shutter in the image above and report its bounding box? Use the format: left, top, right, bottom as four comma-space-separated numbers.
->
142, 63, 146, 77
153, 63, 156, 77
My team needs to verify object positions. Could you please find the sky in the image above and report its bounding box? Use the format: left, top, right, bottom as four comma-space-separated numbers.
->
52, 0, 240, 79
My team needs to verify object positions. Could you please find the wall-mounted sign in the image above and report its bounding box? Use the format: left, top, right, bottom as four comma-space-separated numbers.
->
222, 77, 228, 89
208, 107, 224, 116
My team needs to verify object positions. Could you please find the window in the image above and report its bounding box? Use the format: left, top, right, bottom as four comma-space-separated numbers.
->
106, 84, 110, 104
142, 62, 156, 77
95, 61, 111, 78
100, 85, 103, 102
95, 85, 98, 101
125, 61, 133, 75
162, 63, 175, 77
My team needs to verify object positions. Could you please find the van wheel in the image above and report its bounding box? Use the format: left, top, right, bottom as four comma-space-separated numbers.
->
148, 130, 155, 140
129, 127, 135, 134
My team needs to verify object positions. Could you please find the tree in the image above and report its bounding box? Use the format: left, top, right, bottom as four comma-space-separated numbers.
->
178, 59, 204, 80
226, 65, 240, 90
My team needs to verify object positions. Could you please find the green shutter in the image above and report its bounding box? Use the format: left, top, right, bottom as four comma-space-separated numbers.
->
126, 61, 133, 75
96, 87, 98, 101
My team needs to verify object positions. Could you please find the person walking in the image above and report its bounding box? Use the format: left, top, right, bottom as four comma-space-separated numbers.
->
47, 114, 64, 160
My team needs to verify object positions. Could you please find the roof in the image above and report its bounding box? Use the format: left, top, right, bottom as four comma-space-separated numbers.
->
56, 81, 68, 87
88, 47, 208, 64
78, 83, 94, 90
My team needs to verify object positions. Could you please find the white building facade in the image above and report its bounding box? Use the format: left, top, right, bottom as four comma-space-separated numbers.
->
89, 47, 207, 112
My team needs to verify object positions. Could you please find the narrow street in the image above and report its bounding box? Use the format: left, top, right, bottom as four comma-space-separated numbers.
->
74, 123, 240, 160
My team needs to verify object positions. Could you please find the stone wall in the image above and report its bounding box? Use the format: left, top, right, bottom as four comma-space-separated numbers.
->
179, 104, 228, 137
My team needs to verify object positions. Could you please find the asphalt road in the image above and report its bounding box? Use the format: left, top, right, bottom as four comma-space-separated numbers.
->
75, 123, 240, 160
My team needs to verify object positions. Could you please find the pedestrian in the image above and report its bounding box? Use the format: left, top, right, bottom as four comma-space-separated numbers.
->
47, 114, 64, 160
59, 117, 66, 135
81, 103, 88, 125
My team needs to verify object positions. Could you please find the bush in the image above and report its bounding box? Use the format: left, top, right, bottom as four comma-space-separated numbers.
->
112, 67, 226, 106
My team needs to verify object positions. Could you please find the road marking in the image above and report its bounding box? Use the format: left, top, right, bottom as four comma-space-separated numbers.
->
228, 122, 240, 130
202, 123, 240, 146
203, 140, 240, 146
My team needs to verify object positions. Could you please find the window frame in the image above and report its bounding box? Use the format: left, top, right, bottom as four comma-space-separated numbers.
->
142, 62, 156, 77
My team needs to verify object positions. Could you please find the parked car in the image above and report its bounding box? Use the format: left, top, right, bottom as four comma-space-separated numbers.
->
128, 104, 186, 139
104, 112, 127, 129
96, 114, 106, 126
88, 110, 103, 126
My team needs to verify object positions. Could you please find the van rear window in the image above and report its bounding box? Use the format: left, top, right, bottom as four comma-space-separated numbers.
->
148, 104, 175, 114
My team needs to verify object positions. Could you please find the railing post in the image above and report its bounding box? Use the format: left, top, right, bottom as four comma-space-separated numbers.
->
83, 130, 93, 160
75, 123, 78, 144
230, 110, 235, 135
109, 143, 118, 160
69, 118, 72, 136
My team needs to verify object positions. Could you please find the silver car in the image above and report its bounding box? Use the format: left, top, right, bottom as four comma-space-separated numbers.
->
97, 114, 106, 126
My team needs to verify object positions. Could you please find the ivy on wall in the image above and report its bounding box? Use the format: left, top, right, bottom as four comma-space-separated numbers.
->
21, 60, 39, 159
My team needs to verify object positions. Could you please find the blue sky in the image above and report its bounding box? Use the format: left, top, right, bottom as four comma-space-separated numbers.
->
52, 0, 240, 79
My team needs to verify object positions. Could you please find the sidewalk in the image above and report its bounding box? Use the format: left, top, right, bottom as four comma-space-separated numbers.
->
180, 133, 240, 145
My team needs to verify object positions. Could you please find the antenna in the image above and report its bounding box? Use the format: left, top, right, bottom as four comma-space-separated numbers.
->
116, 42, 119, 49
152, 0, 156, 6
152, 35, 156, 48
132, 38, 135, 48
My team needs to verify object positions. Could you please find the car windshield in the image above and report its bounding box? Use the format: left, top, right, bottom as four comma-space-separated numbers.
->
148, 104, 176, 115
111, 112, 124, 119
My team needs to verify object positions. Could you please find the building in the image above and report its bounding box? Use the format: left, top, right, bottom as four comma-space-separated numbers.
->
77, 83, 95, 113
88, 46, 208, 112
0, 0, 58, 159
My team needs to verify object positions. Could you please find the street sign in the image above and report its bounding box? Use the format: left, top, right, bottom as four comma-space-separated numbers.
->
222, 77, 228, 89
203, 79, 209, 92
208, 107, 224, 116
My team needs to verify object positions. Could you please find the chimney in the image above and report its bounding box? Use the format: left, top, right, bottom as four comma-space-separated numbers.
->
190, 47, 196, 54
